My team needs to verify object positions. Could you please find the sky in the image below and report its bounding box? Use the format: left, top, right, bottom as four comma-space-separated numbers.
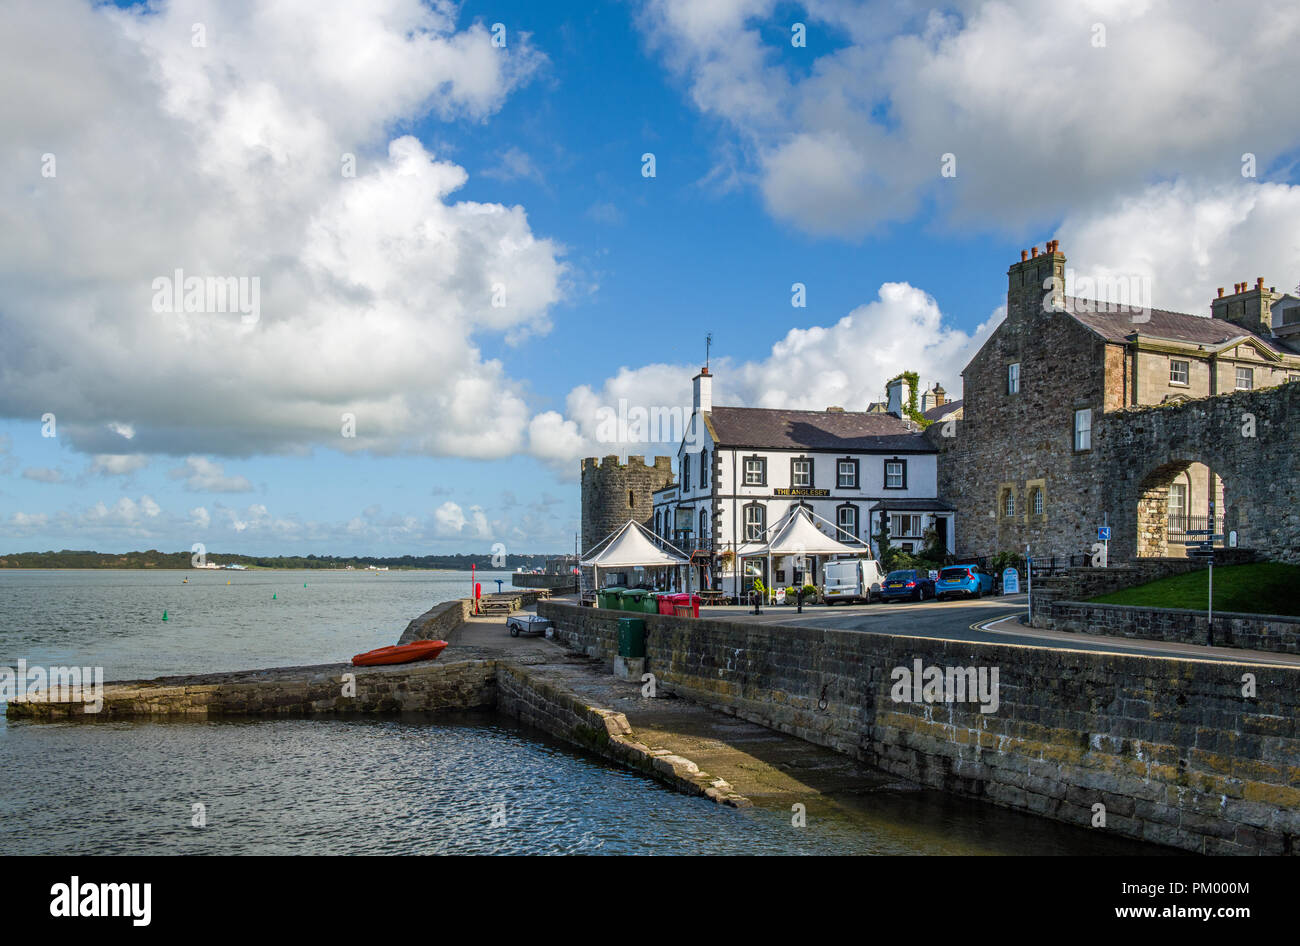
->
2, 0, 1298, 556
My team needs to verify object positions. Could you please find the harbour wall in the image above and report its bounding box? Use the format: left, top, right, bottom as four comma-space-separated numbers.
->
538, 601, 1300, 855
5, 656, 744, 805
1050, 602, 1300, 654
397, 590, 553, 645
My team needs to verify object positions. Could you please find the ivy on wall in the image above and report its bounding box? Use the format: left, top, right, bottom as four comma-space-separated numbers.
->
886, 370, 932, 428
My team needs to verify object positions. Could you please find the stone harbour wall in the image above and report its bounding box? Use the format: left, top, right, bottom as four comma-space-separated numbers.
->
6, 660, 500, 720
539, 601, 1300, 854
1050, 602, 1300, 654
495, 664, 746, 805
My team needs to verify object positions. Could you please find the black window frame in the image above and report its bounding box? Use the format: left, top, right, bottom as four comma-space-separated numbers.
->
742, 501, 767, 542
699, 449, 709, 489
836, 457, 859, 489
789, 455, 814, 489
884, 458, 907, 490
742, 455, 767, 487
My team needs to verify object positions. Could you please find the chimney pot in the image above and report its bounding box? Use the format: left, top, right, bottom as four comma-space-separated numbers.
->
1257, 277, 1265, 289
1217, 287, 1224, 298
1031, 246, 1039, 258
1020, 250, 1028, 261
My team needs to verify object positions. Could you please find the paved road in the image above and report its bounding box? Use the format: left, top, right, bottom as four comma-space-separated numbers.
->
705, 594, 1300, 667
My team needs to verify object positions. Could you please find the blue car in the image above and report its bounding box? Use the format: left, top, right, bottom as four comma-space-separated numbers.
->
878, 569, 935, 602
935, 564, 994, 600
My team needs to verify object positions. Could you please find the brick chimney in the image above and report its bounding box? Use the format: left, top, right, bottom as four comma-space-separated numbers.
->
933, 383, 947, 407
1211, 277, 1278, 336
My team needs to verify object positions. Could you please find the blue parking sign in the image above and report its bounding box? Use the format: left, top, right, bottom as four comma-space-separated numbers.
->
1098, 527, 1111, 541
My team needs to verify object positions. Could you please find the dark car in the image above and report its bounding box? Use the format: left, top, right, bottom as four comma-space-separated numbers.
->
878, 568, 935, 602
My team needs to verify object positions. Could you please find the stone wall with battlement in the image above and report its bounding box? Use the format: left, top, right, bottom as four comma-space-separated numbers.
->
580, 455, 674, 553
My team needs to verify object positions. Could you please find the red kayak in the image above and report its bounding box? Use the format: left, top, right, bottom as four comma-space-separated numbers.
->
351, 640, 448, 667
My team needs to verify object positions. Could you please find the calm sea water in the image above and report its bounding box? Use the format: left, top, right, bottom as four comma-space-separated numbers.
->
0, 570, 1164, 855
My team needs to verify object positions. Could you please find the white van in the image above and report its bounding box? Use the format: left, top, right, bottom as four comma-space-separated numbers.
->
821, 558, 885, 605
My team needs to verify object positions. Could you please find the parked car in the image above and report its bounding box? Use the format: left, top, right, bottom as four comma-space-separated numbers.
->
822, 558, 886, 604
934, 564, 994, 600
878, 569, 936, 602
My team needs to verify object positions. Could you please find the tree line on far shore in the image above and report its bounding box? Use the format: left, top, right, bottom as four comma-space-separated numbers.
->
0, 549, 555, 570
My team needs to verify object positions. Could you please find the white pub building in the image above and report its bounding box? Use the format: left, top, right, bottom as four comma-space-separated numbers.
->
652, 368, 958, 597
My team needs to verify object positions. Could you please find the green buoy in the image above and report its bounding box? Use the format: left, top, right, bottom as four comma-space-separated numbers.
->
272, 593, 277, 600
304, 583, 307, 588
162, 610, 169, 622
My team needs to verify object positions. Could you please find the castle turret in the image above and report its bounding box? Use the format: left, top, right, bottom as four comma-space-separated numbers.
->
580, 455, 674, 553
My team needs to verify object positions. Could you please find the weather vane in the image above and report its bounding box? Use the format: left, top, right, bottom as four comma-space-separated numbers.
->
706, 332, 712, 370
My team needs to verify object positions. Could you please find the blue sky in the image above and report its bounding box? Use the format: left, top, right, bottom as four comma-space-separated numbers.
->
2, 0, 1298, 555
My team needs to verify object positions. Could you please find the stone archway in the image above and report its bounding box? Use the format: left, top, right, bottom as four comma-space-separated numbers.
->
1134, 459, 1228, 558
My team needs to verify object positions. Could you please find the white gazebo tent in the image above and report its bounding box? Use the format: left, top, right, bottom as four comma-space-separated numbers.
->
581, 519, 690, 593
736, 506, 870, 602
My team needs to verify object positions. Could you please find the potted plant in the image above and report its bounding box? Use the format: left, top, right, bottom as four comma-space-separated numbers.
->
801, 583, 819, 604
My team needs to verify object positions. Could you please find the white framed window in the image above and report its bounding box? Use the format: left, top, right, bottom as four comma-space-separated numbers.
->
885, 460, 905, 489
1236, 366, 1253, 391
743, 457, 765, 486
889, 513, 922, 537
1169, 482, 1188, 518
1074, 408, 1092, 451
837, 461, 857, 488
1007, 363, 1020, 394
1003, 492, 1015, 518
837, 505, 858, 541
1169, 360, 1189, 385
792, 458, 812, 487
1032, 488, 1044, 516
743, 503, 766, 541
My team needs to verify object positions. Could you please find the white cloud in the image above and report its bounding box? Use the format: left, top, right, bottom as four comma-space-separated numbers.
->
640, 0, 1300, 235
169, 456, 254, 493
89, 454, 150, 476
535, 282, 998, 469
481, 146, 545, 183
0, 0, 559, 461
21, 467, 63, 484
1058, 180, 1300, 315
432, 500, 490, 538
190, 506, 211, 530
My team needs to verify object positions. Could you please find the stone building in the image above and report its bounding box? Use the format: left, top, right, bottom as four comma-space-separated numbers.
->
938, 241, 1300, 562
579, 455, 674, 555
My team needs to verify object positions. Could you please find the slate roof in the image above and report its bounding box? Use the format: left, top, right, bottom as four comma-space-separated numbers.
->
921, 399, 963, 422
1063, 297, 1300, 355
705, 406, 933, 453
869, 499, 956, 512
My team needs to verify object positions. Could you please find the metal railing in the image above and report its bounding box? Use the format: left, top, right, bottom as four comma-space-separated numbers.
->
1167, 514, 1224, 545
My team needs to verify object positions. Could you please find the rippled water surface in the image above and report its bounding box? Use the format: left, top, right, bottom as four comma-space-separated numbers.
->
0, 571, 1165, 855
0, 568, 505, 679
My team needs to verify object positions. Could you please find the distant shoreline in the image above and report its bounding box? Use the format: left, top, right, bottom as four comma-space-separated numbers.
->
0, 552, 561, 570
